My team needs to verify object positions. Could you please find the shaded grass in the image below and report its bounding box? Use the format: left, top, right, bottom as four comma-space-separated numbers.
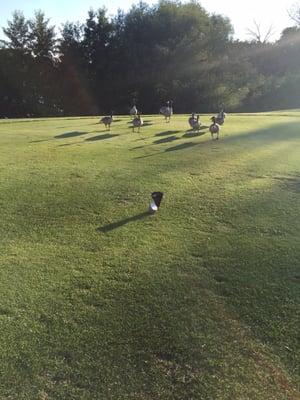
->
0, 112, 299, 399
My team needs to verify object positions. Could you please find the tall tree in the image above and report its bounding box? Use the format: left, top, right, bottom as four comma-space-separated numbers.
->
2, 1, 300, 117
81, 8, 113, 112
82, 8, 112, 69
58, 22, 94, 115
1, 11, 29, 51
0, 11, 35, 117
288, 2, 300, 26
28, 10, 56, 59
246, 20, 275, 44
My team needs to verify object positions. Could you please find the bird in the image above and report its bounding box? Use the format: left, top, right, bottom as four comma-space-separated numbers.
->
215, 109, 226, 125
130, 105, 138, 119
100, 113, 113, 130
132, 114, 143, 132
160, 101, 173, 122
149, 192, 164, 214
188, 113, 201, 131
209, 116, 220, 140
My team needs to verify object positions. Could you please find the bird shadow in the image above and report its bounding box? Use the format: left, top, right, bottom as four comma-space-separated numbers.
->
131, 145, 148, 150
30, 138, 51, 143
182, 130, 207, 138
55, 131, 87, 139
186, 125, 208, 132
153, 135, 178, 145
57, 143, 79, 147
155, 130, 181, 137
165, 142, 198, 152
98, 211, 150, 232
85, 134, 119, 141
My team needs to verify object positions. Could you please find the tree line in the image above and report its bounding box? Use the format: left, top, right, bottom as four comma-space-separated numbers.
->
0, 0, 300, 118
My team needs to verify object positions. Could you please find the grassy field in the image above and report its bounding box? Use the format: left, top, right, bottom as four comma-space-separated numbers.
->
0, 111, 299, 399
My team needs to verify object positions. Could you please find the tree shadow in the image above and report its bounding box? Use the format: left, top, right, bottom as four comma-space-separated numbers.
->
153, 135, 179, 145
225, 122, 299, 144
165, 142, 198, 152
155, 130, 181, 137
85, 134, 119, 142
98, 211, 150, 232
55, 131, 87, 139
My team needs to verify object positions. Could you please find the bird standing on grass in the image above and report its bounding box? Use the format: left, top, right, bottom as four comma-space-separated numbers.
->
215, 109, 226, 125
149, 192, 164, 214
132, 114, 143, 132
209, 116, 220, 140
188, 113, 201, 131
100, 113, 113, 130
160, 101, 173, 122
130, 105, 138, 119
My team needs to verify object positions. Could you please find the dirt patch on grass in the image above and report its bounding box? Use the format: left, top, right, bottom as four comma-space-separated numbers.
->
250, 351, 300, 398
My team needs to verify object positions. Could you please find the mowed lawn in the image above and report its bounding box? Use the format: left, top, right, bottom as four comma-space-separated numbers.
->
0, 111, 299, 400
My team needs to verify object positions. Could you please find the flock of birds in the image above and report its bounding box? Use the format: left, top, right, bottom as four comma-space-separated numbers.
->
100, 101, 226, 140
188, 109, 226, 140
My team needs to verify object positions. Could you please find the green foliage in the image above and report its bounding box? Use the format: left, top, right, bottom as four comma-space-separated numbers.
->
28, 10, 56, 58
1, 1, 300, 116
1, 11, 30, 51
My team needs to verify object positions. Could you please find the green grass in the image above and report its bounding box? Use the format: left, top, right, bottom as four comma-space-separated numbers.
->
0, 112, 299, 399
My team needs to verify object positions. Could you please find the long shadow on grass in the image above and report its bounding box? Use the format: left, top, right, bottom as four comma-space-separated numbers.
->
85, 134, 119, 142
58, 143, 76, 147
155, 130, 181, 137
135, 120, 300, 159
55, 131, 87, 139
134, 141, 199, 159
97, 119, 122, 123
223, 120, 300, 145
30, 138, 51, 143
182, 130, 207, 139
165, 142, 198, 152
186, 125, 208, 132
153, 135, 179, 145
98, 211, 150, 232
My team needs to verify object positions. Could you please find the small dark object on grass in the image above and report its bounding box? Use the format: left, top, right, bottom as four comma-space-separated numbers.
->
149, 192, 164, 213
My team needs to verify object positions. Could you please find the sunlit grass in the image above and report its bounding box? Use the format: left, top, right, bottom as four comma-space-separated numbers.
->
0, 112, 299, 399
